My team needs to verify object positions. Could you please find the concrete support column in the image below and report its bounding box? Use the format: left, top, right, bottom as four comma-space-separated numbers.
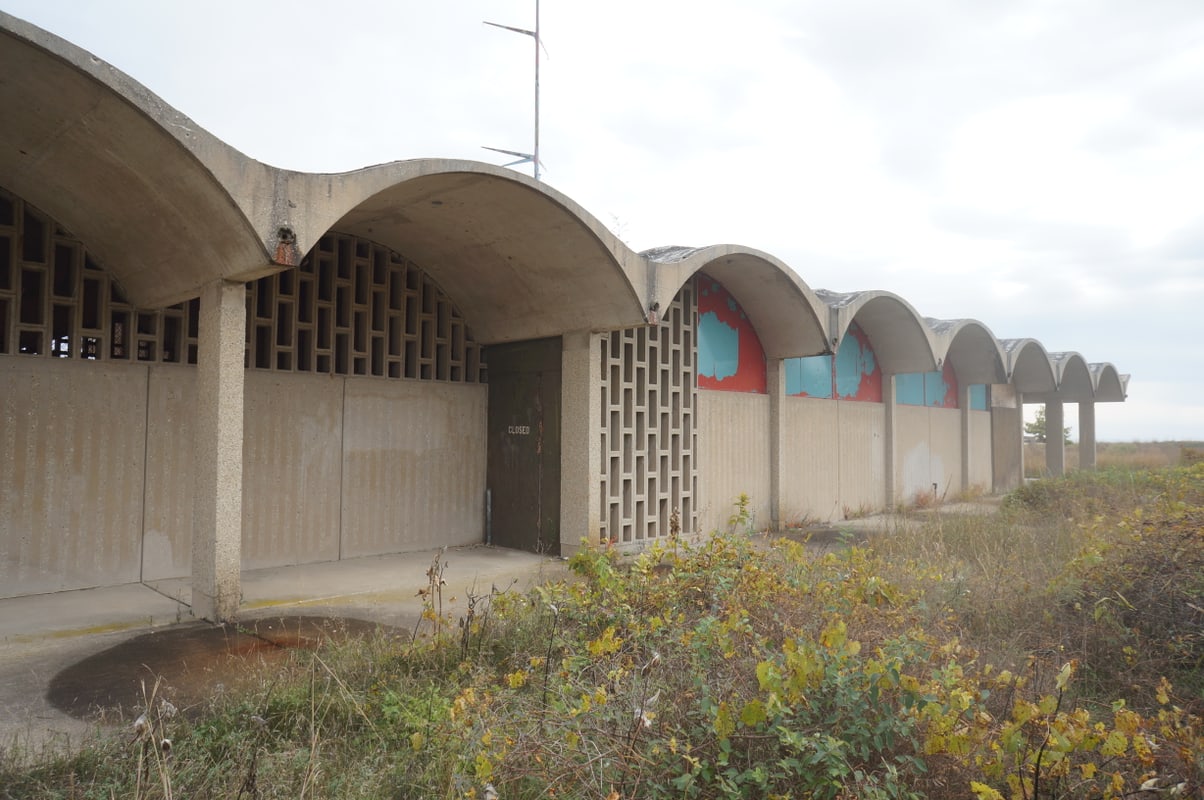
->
884, 374, 898, 508
1015, 397, 1026, 486
559, 330, 602, 556
959, 384, 972, 491
191, 279, 246, 622
767, 358, 785, 530
1079, 401, 1097, 470
1045, 400, 1065, 477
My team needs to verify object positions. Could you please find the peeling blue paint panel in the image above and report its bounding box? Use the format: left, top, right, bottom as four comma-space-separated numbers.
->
698, 310, 739, 381
834, 332, 876, 399
787, 355, 834, 398
897, 367, 961, 407
895, 372, 926, 406
923, 371, 948, 408
969, 384, 988, 411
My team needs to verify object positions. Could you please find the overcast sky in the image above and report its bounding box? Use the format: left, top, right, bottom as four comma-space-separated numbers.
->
6, 0, 1203, 441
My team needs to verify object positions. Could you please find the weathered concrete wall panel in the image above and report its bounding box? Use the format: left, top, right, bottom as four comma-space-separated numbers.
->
781, 397, 841, 523
1, 358, 146, 597
968, 410, 993, 489
341, 379, 486, 557
697, 390, 771, 534
242, 372, 343, 570
141, 365, 197, 582
896, 404, 932, 502
837, 400, 885, 517
929, 407, 962, 496
992, 406, 1023, 492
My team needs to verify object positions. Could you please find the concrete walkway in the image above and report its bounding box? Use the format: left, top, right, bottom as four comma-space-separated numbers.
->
0, 545, 569, 755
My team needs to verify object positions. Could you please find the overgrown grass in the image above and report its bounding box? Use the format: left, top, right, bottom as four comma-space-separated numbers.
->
1024, 440, 1203, 477
3, 466, 1202, 799
873, 465, 1204, 707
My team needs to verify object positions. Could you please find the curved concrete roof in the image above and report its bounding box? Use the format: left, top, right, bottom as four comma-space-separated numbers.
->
928, 318, 1008, 385
816, 289, 937, 374
1049, 352, 1095, 401
0, 11, 275, 307
1001, 338, 1058, 395
1002, 340, 1128, 402
290, 163, 649, 344
1091, 363, 1129, 402
644, 245, 828, 358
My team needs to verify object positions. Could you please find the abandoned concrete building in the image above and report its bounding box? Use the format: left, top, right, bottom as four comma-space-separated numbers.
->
0, 14, 1128, 619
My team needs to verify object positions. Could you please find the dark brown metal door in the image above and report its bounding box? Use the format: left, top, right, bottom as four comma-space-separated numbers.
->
486, 337, 561, 554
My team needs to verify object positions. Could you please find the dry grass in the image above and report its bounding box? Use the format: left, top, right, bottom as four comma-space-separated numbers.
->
1024, 440, 1199, 477
873, 463, 1204, 703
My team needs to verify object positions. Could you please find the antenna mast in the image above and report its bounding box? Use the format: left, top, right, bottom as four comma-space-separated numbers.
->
484, 0, 544, 180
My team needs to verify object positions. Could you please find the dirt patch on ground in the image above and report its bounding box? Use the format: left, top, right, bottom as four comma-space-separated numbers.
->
46, 616, 395, 721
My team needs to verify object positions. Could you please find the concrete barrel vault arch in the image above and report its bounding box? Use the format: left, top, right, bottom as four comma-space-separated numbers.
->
644, 244, 829, 358
278, 162, 651, 344
0, 12, 280, 304
929, 319, 1007, 386
816, 290, 939, 375
1002, 338, 1057, 396
1052, 353, 1096, 401
1091, 363, 1129, 402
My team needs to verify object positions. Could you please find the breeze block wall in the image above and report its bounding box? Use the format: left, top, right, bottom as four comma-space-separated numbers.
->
598, 282, 698, 545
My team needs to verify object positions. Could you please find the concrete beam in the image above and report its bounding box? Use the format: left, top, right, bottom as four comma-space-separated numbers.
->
559, 331, 602, 556
1045, 401, 1065, 477
191, 279, 246, 622
1079, 402, 1097, 470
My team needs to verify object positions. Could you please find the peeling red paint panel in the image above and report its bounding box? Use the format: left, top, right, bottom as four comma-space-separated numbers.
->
696, 274, 767, 393
938, 360, 959, 408
836, 322, 882, 402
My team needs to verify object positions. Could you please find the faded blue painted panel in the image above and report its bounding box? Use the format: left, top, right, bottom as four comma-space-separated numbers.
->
834, 333, 877, 399
895, 372, 926, 406
923, 370, 950, 407
969, 384, 988, 411
698, 310, 739, 381
785, 355, 833, 398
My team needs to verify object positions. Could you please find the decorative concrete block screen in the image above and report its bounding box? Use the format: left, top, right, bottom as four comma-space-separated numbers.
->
0, 187, 483, 385
599, 279, 698, 543
247, 234, 485, 383
0, 188, 199, 364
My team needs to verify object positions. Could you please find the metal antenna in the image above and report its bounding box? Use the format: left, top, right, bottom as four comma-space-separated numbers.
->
484, 0, 544, 180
